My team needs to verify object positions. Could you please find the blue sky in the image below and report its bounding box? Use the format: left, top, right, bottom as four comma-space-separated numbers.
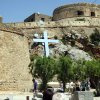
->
0, 0, 99, 23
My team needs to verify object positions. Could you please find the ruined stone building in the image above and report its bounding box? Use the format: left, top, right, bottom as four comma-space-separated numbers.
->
0, 3, 100, 92
24, 13, 52, 22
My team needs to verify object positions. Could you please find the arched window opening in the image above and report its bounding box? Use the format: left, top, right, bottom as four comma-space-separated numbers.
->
31, 18, 34, 21
91, 12, 95, 17
41, 18, 45, 21
77, 11, 84, 16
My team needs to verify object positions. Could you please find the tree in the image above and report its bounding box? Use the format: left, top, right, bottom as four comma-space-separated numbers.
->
57, 56, 72, 92
84, 59, 100, 96
28, 54, 38, 75
29, 56, 57, 90
71, 60, 86, 81
90, 28, 100, 46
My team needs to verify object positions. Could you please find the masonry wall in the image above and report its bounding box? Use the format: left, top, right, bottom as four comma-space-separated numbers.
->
53, 3, 100, 21
6, 17, 100, 28
0, 30, 32, 91
34, 14, 52, 22
6, 17, 100, 46
24, 13, 52, 22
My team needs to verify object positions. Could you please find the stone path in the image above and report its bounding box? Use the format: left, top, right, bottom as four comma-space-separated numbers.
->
0, 93, 71, 100
0, 91, 99, 100
0, 94, 34, 100
52, 93, 71, 100
0, 94, 33, 100
0, 92, 33, 100
94, 97, 100, 100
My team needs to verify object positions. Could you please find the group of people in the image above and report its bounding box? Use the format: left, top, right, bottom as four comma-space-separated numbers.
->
74, 79, 91, 91
32, 78, 91, 100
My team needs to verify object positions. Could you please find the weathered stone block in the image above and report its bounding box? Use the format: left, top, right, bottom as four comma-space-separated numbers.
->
71, 91, 93, 100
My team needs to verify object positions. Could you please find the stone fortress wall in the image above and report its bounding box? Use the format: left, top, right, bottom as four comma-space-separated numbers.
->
0, 24, 32, 91
6, 17, 100, 46
6, 17, 100, 29
53, 3, 100, 21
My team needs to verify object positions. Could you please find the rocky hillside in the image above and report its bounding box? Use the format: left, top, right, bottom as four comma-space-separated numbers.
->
6, 19, 100, 59
30, 28, 100, 60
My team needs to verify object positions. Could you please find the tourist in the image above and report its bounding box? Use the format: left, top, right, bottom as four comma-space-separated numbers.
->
68, 81, 75, 93
43, 88, 53, 100
32, 79, 38, 97
80, 80, 86, 91
75, 79, 80, 91
85, 79, 90, 91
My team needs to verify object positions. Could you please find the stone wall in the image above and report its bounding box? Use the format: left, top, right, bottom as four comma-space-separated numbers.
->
6, 17, 100, 29
53, 3, 100, 21
0, 25, 32, 91
24, 13, 52, 22
6, 17, 100, 49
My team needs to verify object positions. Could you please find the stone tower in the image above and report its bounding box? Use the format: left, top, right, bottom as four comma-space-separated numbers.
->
53, 3, 100, 21
0, 23, 32, 91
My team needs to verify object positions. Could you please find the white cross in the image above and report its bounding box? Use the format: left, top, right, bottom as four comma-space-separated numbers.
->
33, 31, 59, 57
